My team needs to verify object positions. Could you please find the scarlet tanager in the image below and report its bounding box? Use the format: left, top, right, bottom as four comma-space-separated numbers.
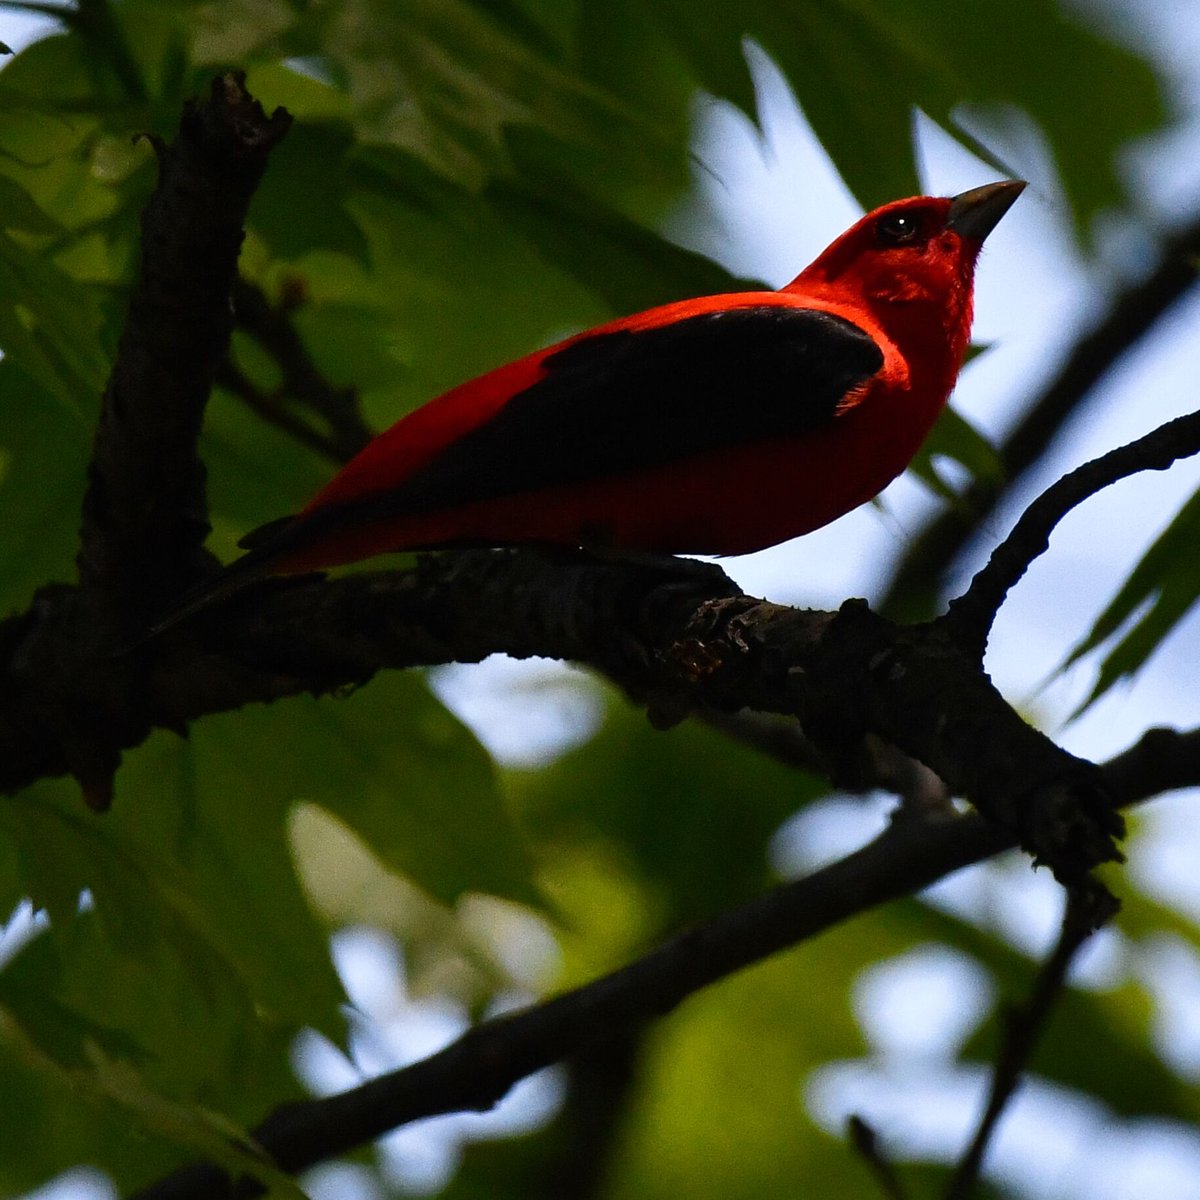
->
165, 180, 1023, 625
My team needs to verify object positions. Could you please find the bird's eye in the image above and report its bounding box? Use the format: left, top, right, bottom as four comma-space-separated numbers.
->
875, 212, 921, 246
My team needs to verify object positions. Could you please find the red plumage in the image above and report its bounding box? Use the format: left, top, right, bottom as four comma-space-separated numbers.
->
162, 180, 1024, 626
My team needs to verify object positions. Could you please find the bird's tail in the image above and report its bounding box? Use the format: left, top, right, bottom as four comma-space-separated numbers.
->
146, 514, 306, 637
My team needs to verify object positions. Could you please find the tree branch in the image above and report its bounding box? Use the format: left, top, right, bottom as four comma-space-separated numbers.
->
541, 1030, 643, 1200
942, 406, 1200, 659
2, 73, 290, 808
223, 276, 372, 464
849, 1115, 911, 1200
79, 73, 291, 611
124, 723, 1191, 1200
117, 548, 1120, 881
1, 537, 1124, 877
943, 886, 1118, 1200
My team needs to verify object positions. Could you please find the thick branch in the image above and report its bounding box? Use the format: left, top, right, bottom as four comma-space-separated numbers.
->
1, 544, 1123, 874
0, 75, 289, 806
137, 549, 1122, 881
78, 74, 291, 611
126, 723, 1189, 1200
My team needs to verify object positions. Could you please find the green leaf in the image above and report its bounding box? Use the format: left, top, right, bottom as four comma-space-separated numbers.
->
283, 0, 652, 191
641, 0, 1164, 234
0, 782, 312, 1191
0, 366, 92, 614
511, 696, 826, 926
0, 774, 343, 1038
0, 227, 111, 413
183, 671, 540, 909
249, 122, 370, 262
490, 126, 759, 314
0, 174, 62, 235
1063, 485, 1200, 711
910, 402, 1003, 502
0, 991, 307, 1199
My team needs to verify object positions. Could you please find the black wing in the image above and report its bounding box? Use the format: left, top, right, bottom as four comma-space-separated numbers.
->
235, 304, 880, 557
358, 304, 882, 520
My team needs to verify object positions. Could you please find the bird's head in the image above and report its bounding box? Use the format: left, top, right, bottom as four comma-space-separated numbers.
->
789, 180, 1025, 340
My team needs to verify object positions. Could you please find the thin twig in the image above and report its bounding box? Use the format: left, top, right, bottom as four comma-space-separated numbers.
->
849, 1114, 910, 1200
542, 1031, 643, 1200
701, 712, 951, 817
941, 407, 1200, 660
228, 276, 372, 463
214, 359, 350, 463
942, 886, 1119, 1200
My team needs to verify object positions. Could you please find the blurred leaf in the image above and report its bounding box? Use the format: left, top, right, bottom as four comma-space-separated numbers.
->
511, 697, 826, 925
249, 121, 370, 262
0, 988, 307, 1199
1063, 485, 1200, 711
0, 774, 343, 1040
490, 126, 759, 313
0, 783, 310, 1191
639, 0, 1164, 233
893, 892, 1193, 1123
911, 402, 1003, 502
192, 0, 299, 64
0, 667, 532, 1185
180, 672, 539, 909
0, 366, 92, 614
0, 175, 62, 235
0, 227, 111, 412
283, 0, 652, 190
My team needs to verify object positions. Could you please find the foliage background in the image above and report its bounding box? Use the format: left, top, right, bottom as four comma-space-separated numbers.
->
0, 1, 1198, 1198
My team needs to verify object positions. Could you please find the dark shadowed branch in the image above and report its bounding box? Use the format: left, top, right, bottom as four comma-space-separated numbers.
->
0, 73, 290, 809
219, 276, 373, 464
943, 886, 1119, 1200
848, 1115, 911, 1200
0, 535, 1127, 872
942, 406, 1200, 659
79, 74, 292, 610
541, 1030, 644, 1200
123, 547, 1120, 881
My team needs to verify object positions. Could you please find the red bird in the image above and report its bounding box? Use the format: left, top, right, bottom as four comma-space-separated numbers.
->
168, 180, 1023, 622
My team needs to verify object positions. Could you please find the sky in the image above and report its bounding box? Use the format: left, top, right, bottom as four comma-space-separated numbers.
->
9, 1, 1200, 1198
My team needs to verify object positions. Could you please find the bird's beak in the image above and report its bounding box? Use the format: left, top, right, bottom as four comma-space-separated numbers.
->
946, 180, 1026, 242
